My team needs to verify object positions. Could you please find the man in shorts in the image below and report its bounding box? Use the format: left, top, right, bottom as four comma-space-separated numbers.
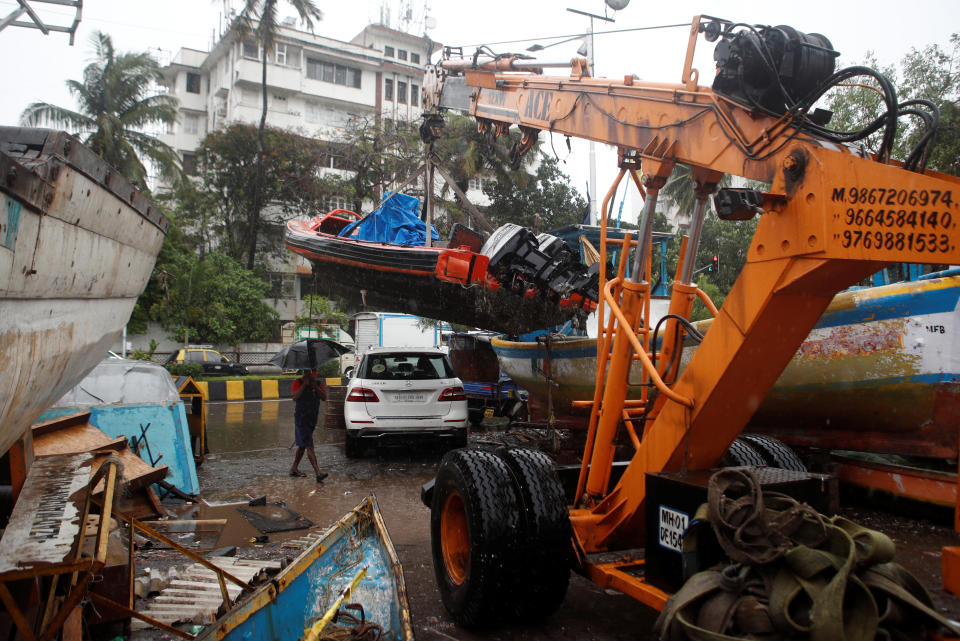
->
289, 368, 329, 482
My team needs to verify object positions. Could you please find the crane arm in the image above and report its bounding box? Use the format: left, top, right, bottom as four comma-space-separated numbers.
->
425, 16, 960, 560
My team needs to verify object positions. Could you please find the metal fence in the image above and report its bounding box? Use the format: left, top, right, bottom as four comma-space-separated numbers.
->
150, 352, 278, 366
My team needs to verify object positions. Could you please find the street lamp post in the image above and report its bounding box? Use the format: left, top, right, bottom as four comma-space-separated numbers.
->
567, 8, 614, 226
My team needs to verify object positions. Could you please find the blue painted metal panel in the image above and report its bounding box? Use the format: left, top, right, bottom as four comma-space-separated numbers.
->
2, 196, 21, 250
38, 402, 200, 495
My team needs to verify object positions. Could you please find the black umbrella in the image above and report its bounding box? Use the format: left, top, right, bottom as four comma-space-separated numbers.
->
268, 338, 350, 371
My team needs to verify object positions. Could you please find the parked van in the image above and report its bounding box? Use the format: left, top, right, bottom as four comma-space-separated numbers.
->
343, 312, 451, 377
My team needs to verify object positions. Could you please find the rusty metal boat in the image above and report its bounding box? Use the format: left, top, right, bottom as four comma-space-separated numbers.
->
0, 127, 167, 458
493, 270, 960, 458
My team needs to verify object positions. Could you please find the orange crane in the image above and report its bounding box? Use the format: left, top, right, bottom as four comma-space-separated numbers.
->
422, 15, 960, 627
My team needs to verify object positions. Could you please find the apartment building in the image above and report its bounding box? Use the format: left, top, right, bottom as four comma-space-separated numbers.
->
157, 18, 440, 337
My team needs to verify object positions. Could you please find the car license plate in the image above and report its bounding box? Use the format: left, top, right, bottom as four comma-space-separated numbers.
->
392, 392, 424, 403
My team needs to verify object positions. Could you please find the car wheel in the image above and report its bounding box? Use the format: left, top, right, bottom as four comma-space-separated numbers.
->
741, 434, 806, 471
345, 433, 363, 459
430, 449, 520, 627
720, 437, 767, 467
494, 447, 570, 621
468, 409, 484, 427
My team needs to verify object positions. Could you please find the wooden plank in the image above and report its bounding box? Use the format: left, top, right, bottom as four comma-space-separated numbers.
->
33, 426, 127, 456
30, 410, 92, 436
0, 454, 92, 575
89, 451, 168, 493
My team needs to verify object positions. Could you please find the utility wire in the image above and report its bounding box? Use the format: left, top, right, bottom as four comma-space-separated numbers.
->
458, 22, 689, 49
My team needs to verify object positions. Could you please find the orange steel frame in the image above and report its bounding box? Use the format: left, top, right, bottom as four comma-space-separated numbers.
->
427, 15, 960, 608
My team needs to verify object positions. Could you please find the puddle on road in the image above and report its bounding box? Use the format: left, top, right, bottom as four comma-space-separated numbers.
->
201, 400, 450, 548
205, 400, 295, 453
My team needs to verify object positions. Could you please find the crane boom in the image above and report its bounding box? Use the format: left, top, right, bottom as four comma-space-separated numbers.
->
425, 15, 960, 607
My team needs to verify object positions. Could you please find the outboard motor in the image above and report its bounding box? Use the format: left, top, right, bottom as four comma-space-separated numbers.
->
481, 224, 602, 304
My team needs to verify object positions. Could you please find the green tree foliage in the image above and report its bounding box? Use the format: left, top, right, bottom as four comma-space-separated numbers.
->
295, 295, 350, 333
320, 117, 422, 213
482, 154, 587, 231
131, 217, 278, 344
185, 124, 329, 266
20, 31, 181, 193
235, 0, 323, 269
431, 114, 539, 232
825, 35, 959, 175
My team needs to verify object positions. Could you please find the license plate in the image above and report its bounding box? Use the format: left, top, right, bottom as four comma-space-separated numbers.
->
392, 392, 424, 403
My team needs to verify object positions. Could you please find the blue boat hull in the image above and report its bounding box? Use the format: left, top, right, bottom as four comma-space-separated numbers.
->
199, 496, 413, 641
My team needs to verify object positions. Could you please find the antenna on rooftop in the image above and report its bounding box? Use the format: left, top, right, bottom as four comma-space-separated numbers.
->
0, 0, 83, 45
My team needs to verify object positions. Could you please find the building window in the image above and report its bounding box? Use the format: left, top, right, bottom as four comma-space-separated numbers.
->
468, 177, 486, 191
242, 40, 260, 60
275, 43, 287, 65
397, 81, 407, 104
384, 78, 393, 100
306, 58, 361, 88
384, 45, 394, 57
182, 153, 197, 176
324, 195, 348, 210
411, 83, 419, 106
183, 113, 200, 135
411, 52, 421, 64
397, 49, 407, 61
305, 102, 321, 123
346, 67, 361, 88
186, 72, 201, 94
268, 273, 296, 299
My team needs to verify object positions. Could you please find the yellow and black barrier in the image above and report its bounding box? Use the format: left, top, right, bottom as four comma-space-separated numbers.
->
195, 378, 342, 402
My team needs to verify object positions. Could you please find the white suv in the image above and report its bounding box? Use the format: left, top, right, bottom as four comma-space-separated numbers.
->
344, 347, 468, 457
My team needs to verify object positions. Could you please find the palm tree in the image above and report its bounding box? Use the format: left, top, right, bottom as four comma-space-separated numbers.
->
20, 31, 181, 194
236, 0, 323, 269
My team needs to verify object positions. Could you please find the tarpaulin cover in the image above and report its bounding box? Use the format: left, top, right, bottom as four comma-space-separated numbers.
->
338, 192, 440, 246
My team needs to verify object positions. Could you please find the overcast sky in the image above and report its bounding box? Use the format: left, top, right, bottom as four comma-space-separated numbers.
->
1, 0, 956, 221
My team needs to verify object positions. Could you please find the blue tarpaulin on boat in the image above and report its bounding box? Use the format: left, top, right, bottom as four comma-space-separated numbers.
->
338, 192, 439, 246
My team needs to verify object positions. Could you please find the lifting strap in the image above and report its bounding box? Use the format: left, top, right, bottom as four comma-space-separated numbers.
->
655, 468, 960, 641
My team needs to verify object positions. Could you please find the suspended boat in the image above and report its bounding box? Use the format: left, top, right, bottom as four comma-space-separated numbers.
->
493, 270, 960, 458
0, 127, 167, 458
197, 495, 413, 641
284, 199, 600, 335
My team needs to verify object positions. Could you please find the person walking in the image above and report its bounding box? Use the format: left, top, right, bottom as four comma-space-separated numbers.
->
289, 368, 329, 482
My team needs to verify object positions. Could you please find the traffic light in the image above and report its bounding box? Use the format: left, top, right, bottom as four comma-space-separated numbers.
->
709, 255, 719, 273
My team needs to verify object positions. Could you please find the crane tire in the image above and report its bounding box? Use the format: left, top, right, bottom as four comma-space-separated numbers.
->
430, 448, 521, 627
721, 437, 767, 468
741, 434, 807, 472
494, 446, 571, 621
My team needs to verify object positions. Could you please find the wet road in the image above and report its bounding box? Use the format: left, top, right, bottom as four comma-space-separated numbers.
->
194, 400, 960, 640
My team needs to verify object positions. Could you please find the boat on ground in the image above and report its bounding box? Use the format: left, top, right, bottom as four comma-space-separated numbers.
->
284, 196, 600, 335
197, 495, 413, 641
493, 270, 960, 458
0, 127, 167, 458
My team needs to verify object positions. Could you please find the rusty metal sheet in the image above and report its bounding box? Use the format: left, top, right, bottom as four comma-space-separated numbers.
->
0, 453, 91, 575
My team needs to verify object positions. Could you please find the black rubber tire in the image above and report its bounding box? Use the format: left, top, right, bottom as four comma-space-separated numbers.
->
430, 449, 521, 627
453, 427, 468, 449
344, 433, 363, 459
468, 409, 484, 427
494, 447, 571, 621
721, 437, 767, 467
741, 434, 807, 472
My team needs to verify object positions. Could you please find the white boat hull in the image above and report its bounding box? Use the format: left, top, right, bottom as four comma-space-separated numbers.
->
0, 128, 166, 457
